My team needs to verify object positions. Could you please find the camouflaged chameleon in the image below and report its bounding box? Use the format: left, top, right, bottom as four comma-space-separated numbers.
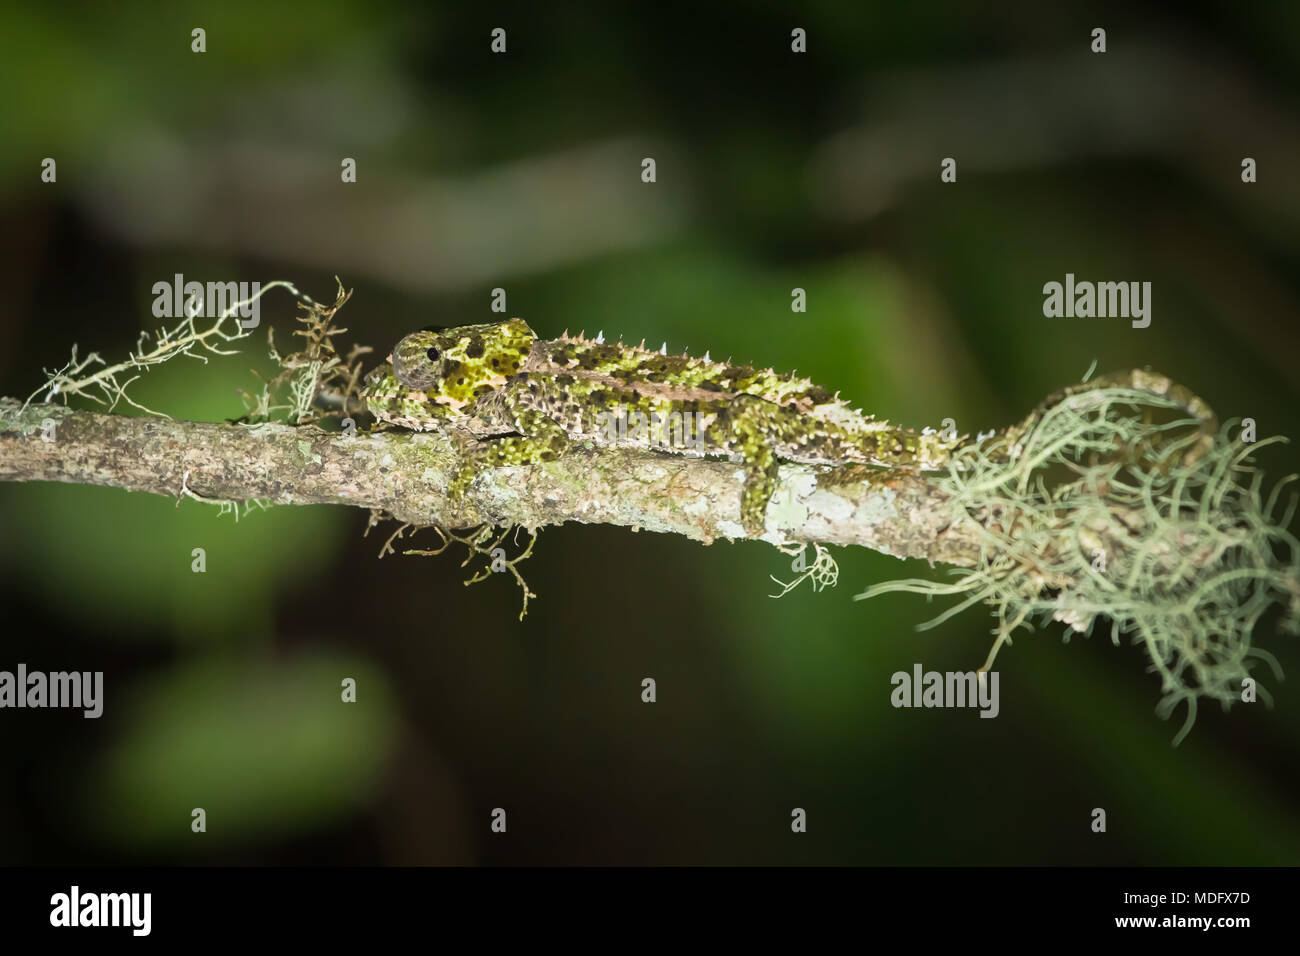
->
360, 318, 1217, 535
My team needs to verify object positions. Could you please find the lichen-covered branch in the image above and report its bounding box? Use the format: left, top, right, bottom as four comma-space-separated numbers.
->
4, 271, 1296, 743
857, 393, 1300, 743
0, 397, 983, 563
5, 375, 1298, 742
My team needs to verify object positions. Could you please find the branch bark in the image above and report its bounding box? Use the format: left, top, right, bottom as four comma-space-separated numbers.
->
0, 397, 982, 566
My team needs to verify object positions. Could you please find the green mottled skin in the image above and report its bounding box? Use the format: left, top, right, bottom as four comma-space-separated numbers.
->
360, 318, 1218, 535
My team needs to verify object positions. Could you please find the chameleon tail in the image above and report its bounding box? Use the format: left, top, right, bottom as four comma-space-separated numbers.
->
991, 369, 1219, 469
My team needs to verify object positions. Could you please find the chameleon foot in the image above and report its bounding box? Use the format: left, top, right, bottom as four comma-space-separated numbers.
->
446, 406, 572, 500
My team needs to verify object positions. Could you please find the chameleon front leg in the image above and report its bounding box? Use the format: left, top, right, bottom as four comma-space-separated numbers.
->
448, 406, 572, 499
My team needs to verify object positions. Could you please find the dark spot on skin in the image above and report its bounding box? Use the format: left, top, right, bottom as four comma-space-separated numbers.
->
556, 374, 575, 386
474, 386, 491, 397
465, 341, 485, 359
698, 381, 723, 392
457, 378, 466, 385
491, 358, 499, 367
540, 451, 557, 462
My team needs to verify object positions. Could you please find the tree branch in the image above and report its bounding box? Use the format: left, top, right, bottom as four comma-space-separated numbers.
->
8, 372, 1294, 740
0, 397, 981, 565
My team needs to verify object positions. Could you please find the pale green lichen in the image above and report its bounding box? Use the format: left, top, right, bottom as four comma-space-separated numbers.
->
766, 468, 816, 531
856, 386, 1299, 743
770, 541, 840, 597
854, 484, 900, 525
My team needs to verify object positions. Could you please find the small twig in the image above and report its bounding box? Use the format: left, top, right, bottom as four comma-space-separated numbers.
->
404, 523, 539, 620
23, 279, 314, 414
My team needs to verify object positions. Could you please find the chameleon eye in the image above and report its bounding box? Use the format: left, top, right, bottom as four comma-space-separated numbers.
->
392, 333, 443, 389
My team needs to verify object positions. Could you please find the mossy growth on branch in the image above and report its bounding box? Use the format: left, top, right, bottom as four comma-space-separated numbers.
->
856, 385, 1299, 743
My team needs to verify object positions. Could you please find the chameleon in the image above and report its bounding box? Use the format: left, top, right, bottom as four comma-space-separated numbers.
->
359, 317, 1218, 535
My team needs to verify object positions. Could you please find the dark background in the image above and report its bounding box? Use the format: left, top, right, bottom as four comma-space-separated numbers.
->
0, 2, 1297, 864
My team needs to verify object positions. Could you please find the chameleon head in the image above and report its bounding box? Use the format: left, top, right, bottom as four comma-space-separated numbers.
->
362, 318, 537, 430
390, 318, 536, 410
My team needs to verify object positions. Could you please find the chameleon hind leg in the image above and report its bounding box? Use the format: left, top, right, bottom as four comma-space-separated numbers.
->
725, 394, 952, 535
723, 396, 800, 537
739, 444, 783, 537
448, 407, 572, 499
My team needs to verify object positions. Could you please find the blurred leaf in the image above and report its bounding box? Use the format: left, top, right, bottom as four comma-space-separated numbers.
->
87, 652, 397, 849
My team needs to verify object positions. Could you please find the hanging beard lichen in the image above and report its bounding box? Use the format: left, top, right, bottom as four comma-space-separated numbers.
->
856, 384, 1300, 744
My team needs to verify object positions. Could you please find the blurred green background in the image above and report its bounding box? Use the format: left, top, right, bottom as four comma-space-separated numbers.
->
0, 2, 1297, 864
